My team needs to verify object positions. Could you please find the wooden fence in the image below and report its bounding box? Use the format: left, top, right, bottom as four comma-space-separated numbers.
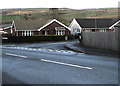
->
82, 28, 119, 51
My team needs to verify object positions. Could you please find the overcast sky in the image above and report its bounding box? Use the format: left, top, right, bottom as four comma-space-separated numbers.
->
0, 0, 120, 9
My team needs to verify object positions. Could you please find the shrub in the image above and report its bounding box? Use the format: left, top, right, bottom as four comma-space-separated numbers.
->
2, 35, 75, 43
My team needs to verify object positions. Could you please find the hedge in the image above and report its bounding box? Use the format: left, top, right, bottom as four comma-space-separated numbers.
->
2, 35, 75, 43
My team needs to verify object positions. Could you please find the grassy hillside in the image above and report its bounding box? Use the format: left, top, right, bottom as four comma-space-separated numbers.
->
1, 8, 118, 25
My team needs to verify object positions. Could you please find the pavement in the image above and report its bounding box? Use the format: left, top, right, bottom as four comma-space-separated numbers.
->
64, 41, 118, 57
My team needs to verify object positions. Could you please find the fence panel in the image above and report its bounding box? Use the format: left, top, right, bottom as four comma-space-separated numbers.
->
82, 29, 118, 51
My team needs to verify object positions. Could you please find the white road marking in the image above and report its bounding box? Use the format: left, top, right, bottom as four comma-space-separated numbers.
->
24, 48, 28, 49
28, 48, 33, 50
60, 50, 65, 52
16, 47, 20, 49
3, 46, 84, 54
38, 49, 42, 50
41, 59, 92, 70
33, 49, 37, 50
55, 50, 62, 52
47, 49, 53, 51
67, 51, 74, 53
6, 53, 28, 58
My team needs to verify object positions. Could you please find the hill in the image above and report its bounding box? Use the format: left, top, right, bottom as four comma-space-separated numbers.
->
1, 8, 118, 25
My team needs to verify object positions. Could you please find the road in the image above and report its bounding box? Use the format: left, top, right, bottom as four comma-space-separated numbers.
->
1, 41, 118, 84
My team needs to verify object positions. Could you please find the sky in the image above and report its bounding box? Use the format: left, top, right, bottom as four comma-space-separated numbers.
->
0, 0, 120, 9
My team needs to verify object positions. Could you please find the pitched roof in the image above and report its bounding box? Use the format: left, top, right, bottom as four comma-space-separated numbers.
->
14, 19, 49, 31
75, 18, 118, 28
13, 19, 70, 31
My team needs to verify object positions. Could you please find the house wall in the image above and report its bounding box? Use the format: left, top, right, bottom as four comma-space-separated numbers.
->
34, 31, 40, 35
69, 19, 82, 34
82, 28, 118, 51
40, 21, 70, 35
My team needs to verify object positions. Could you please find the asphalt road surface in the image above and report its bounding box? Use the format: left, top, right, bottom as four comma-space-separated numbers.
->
1, 41, 118, 84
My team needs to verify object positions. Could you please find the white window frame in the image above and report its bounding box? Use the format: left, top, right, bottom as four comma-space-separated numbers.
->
45, 31, 48, 35
22, 31, 33, 36
30, 31, 32, 36
55, 27, 65, 35
26, 31, 29, 36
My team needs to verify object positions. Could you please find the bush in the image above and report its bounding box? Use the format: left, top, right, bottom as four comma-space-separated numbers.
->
2, 35, 75, 43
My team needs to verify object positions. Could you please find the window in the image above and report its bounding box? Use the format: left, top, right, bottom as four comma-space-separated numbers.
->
22, 31, 33, 36
99, 30, 106, 32
55, 27, 65, 35
84, 30, 90, 32
56, 30, 65, 35
45, 30, 49, 35
42, 30, 49, 35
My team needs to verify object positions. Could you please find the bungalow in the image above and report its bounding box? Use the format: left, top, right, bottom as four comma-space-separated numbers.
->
11, 19, 71, 36
69, 18, 119, 34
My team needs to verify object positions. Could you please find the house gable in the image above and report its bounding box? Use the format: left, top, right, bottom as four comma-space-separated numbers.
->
69, 18, 82, 34
39, 20, 70, 35
38, 19, 71, 31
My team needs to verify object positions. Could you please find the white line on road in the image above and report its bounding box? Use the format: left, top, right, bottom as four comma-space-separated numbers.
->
41, 59, 92, 70
3, 46, 84, 54
6, 53, 28, 58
